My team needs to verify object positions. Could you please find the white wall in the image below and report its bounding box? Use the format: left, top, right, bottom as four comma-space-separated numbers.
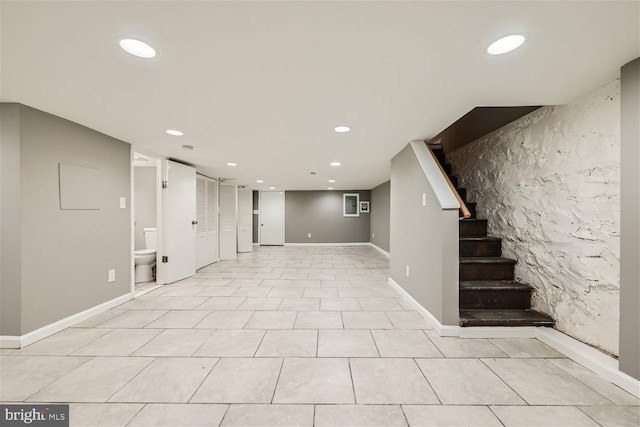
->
134, 166, 157, 250
448, 80, 621, 355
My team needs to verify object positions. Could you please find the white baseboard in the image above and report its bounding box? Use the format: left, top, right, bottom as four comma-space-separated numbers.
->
388, 277, 640, 399
369, 242, 390, 257
0, 335, 21, 349
1, 292, 133, 349
284, 242, 371, 247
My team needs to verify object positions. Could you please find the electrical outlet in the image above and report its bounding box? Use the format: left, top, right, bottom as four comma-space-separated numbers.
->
405, 265, 410, 278
108, 269, 115, 282
422, 193, 427, 206
308, 233, 311, 239
119, 197, 126, 209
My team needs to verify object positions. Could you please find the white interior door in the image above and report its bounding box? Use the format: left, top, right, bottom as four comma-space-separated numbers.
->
237, 187, 253, 253
196, 175, 218, 269
219, 180, 237, 260
163, 160, 197, 283
260, 191, 285, 245
206, 178, 218, 263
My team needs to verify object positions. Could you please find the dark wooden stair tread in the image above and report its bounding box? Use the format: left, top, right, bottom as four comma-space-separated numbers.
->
460, 237, 500, 242
460, 280, 531, 291
459, 309, 555, 327
460, 257, 516, 264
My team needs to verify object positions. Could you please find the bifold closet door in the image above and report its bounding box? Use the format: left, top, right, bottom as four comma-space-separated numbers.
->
196, 175, 218, 269
237, 187, 253, 253
219, 181, 237, 260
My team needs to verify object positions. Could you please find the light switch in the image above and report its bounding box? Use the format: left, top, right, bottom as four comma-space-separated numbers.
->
119, 197, 126, 209
108, 269, 115, 282
422, 193, 427, 206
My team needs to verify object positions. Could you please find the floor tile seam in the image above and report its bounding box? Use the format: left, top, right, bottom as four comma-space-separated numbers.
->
17, 354, 96, 402
188, 329, 218, 358
484, 405, 507, 427
347, 358, 358, 405
411, 357, 442, 405
419, 329, 445, 358
186, 357, 222, 404
546, 359, 636, 405
368, 330, 382, 358
269, 358, 286, 404
478, 357, 531, 406
102, 356, 157, 404
252, 329, 269, 358
215, 403, 232, 427
123, 401, 149, 427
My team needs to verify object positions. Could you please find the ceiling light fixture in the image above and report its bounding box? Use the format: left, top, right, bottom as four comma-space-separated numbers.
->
182, 145, 194, 151
165, 129, 183, 136
328, 187, 334, 190
330, 162, 341, 167
226, 162, 237, 166
487, 34, 526, 55
334, 126, 351, 133
119, 38, 156, 58
328, 179, 335, 183
256, 180, 264, 183
269, 186, 276, 190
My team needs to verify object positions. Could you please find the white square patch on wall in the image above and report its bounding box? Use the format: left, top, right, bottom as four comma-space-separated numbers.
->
58, 163, 101, 210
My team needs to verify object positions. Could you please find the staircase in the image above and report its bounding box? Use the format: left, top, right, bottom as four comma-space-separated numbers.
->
432, 147, 555, 328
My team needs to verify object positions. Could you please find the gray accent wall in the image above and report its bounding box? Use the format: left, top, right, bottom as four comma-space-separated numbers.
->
134, 167, 157, 250
620, 58, 640, 380
285, 191, 371, 243
1, 104, 22, 336
390, 144, 459, 325
1, 104, 131, 336
371, 181, 390, 253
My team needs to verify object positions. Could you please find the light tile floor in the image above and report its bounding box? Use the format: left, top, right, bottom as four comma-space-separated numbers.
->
1, 246, 638, 426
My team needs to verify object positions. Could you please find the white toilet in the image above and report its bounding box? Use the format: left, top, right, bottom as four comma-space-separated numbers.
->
134, 227, 157, 283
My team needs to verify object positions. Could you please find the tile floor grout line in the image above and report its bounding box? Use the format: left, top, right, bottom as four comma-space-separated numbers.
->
479, 357, 531, 406
412, 357, 443, 405
486, 405, 508, 427
124, 402, 149, 427
269, 358, 286, 404
185, 356, 222, 404
102, 356, 157, 403
347, 357, 358, 404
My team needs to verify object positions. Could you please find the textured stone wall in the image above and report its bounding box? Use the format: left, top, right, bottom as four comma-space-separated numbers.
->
448, 80, 620, 355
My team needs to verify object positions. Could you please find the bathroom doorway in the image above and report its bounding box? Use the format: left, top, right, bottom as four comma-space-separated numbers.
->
132, 151, 162, 296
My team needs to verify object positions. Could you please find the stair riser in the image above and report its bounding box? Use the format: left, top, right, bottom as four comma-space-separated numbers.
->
459, 263, 514, 281
460, 241, 501, 257
460, 290, 531, 309
459, 221, 487, 237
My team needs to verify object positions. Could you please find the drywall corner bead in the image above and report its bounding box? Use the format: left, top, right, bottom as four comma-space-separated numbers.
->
447, 79, 621, 355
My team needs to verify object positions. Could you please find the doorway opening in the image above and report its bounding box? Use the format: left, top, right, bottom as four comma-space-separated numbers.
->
132, 151, 162, 297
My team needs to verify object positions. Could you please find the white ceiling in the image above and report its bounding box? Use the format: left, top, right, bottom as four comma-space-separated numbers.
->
2, 1, 638, 190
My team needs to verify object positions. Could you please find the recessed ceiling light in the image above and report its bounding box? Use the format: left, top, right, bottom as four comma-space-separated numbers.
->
119, 38, 156, 58
330, 162, 341, 167
328, 187, 334, 190
487, 34, 526, 55
226, 162, 237, 166
269, 186, 276, 190
328, 179, 335, 183
182, 145, 194, 151
256, 180, 264, 183
334, 126, 351, 133
166, 129, 183, 136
